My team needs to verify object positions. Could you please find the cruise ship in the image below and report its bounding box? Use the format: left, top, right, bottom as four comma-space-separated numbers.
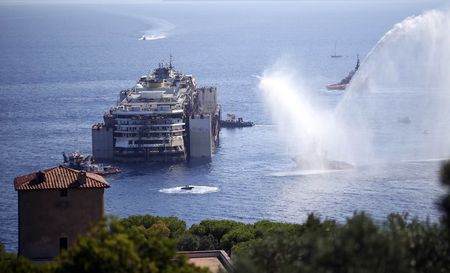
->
92, 59, 220, 162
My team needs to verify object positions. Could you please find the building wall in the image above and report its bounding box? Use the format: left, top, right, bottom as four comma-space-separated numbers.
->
189, 115, 212, 159
197, 87, 217, 115
18, 188, 105, 260
92, 125, 114, 160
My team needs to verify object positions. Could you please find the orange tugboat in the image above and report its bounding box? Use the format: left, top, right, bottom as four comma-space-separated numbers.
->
326, 55, 360, 91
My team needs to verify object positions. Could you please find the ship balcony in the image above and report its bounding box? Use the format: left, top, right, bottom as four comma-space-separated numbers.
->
115, 122, 185, 128
115, 136, 184, 148
118, 142, 184, 149
114, 128, 185, 134
111, 108, 183, 115
144, 149, 185, 155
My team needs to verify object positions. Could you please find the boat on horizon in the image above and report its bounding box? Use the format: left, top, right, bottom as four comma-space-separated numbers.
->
326, 55, 360, 90
330, 41, 343, 58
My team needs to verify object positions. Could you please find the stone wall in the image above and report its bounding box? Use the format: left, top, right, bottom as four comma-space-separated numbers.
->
18, 188, 104, 260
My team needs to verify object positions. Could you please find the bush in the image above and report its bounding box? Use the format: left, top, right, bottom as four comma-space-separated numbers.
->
54, 218, 208, 273
0, 243, 47, 273
232, 213, 450, 273
220, 225, 255, 251
198, 234, 219, 251
177, 233, 199, 251
120, 215, 187, 240
190, 220, 243, 245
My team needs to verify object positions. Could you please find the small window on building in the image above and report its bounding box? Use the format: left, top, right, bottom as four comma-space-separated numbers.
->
60, 189, 68, 197
60, 237, 68, 251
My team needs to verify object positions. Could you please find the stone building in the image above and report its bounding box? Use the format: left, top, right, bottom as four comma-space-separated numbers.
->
14, 165, 109, 261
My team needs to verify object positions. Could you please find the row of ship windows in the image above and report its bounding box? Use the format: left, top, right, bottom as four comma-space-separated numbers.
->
144, 146, 184, 152
116, 119, 183, 125
116, 126, 183, 132
116, 114, 183, 118
115, 146, 184, 153
115, 132, 183, 138
128, 140, 169, 145
114, 132, 183, 137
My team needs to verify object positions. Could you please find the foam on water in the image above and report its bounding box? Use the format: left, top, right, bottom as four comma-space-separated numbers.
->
159, 186, 220, 194
270, 169, 345, 177
138, 17, 175, 41
139, 34, 166, 41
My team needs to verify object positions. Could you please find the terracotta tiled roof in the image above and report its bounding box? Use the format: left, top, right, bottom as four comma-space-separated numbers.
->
14, 166, 110, 191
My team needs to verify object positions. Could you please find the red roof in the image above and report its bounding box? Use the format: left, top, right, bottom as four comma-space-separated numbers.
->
14, 166, 110, 191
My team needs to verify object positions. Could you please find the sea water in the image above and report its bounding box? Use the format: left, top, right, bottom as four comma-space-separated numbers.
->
0, 1, 448, 252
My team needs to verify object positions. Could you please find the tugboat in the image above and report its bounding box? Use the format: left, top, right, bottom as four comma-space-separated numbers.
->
220, 114, 254, 128
326, 55, 360, 90
293, 156, 353, 170
63, 151, 121, 176
291, 144, 353, 170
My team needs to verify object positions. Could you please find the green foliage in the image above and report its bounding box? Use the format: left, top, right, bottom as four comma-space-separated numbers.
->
120, 215, 187, 240
232, 212, 450, 273
1, 211, 450, 273
54, 218, 208, 273
0, 243, 48, 273
177, 233, 200, 251
220, 225, 255, 251
440, 161, 450, 228
190, 220, 243, 245
253, 220, 297, 238
198, 234, 218, 251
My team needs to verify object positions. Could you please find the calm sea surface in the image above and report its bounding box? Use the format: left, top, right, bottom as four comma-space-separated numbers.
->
0, 1, 447, 252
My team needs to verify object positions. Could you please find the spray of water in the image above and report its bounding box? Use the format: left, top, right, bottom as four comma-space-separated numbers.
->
351, 9, 450, 90
261, 9, 450, 169
259, 61, 371, 169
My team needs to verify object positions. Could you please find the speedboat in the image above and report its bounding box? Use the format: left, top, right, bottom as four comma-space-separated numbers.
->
181, 185, 194, 190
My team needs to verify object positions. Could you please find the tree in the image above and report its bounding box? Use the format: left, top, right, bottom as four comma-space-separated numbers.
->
232, 213, 450, 273
120, 215, 187, 240
440, 161, 450, 229
190, 220, 243, 246
54, 218, 209, 273
0, 243, 48, 273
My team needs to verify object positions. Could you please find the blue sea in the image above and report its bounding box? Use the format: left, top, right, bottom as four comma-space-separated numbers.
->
0, 1, 448, 252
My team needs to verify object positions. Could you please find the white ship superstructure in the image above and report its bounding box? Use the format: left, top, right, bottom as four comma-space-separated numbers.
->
92, 60, 220, 162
